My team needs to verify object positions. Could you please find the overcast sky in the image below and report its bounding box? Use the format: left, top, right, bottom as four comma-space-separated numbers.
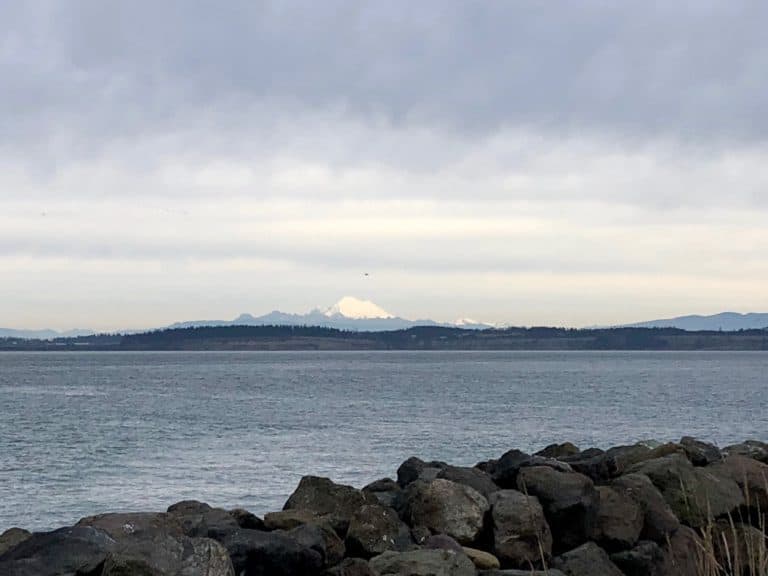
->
3, 1, 768, 330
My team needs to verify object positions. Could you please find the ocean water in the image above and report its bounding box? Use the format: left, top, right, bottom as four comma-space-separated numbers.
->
1, 350, 767, 532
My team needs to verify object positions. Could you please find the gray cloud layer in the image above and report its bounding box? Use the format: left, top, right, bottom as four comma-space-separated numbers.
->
4, 1, 768, 150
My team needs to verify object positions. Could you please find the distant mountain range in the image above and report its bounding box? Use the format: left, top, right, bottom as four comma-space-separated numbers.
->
3, 303, 767, 340
168, 296, 493, 332
625, 312, 768, 331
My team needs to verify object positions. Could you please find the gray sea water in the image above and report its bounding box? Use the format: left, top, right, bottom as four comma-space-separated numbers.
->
1, 350, 767, 532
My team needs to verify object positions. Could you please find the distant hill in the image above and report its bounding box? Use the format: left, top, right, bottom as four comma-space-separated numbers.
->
0, 328, 94, 340
627, 312, 768, 331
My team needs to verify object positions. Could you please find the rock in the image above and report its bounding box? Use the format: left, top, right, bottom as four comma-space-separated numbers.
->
284, 476, 373, 534
611, 473, 680, 543
565, 444, 655, 483
488, 489, 552, 567
324, 557, 378, 576
535, 442, 580, 459
222, 528, 324, 576
287, 522, 346, 567
660, 525, 702, 576
230, 508, 266, 530
629, 453, 744, 527
0, 525, 116, 576
363, 478, 402, 508
492, 449, 572, 489
610, 541, 666, 576
370, 549, 475, 576
346, 504, 411, 558
594, 485, 643, 551
723, 440, 768, 464
264, 509, 323, 531
406, 478, 489, 545
166, 500, 240, 540
410, 525, 432, 545
437, 466, 499, 498
680, 436, 722, 466
462, 547, 500, 570
479, 571, 566, 576
424, 534, 464, 554
516, 467, 598, 553
77, 512, 183, 540
102, 532, 234, 576
711, 521, 766, 575
396, 457, 447, 487
0, 528, 31, 557
552, 542, 624, 576
709, 455, 768, 519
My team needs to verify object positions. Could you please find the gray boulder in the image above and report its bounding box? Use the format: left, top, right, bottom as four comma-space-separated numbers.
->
610, 541, 666, 576
264, 509, 324, 531
101, 532, 234, 576
552, 542, 624, 576
488, 489, 552, 567
406, 478, 489, 545
166, 500, 241, 540
723, 440, 768, 464
77, 512, 183, 540
324, 557, 378, 576
679, 436, 722, 466
346, 504, 411, 558
437, 466, 499, 498
629, 453, 743, 527
424, 534, 464, 554
0, 526, 116, 576
492, 450, 572, 488
229, 508, 265, 530
611, 473, 680, 543
535, 442, 580, 459
370, 549, 475, 576
516, 467, 598, 553
222, 528, 324, 576
284, 476, 373, 534
0, 528, 31, 557
593, 485, 643, 551
479, 571, 566, 576
363, 478, 402, 509
396, 457, 447, 487
287, 522, 346, 567
709, 455, 768, 517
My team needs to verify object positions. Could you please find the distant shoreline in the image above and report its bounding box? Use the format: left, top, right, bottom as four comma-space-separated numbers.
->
1, 325, 767, 351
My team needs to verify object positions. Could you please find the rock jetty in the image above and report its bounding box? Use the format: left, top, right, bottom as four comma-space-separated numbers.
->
1, 437, 767, 575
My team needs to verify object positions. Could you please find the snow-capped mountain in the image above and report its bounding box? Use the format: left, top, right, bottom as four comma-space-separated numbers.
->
323, 296, 394, 319
168, 296, 492, 332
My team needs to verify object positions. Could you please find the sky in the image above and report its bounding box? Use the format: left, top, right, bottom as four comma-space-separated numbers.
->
2, 1, 768, 330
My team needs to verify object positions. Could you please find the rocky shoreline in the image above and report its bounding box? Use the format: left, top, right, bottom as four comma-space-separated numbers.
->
2, 438, 767, 576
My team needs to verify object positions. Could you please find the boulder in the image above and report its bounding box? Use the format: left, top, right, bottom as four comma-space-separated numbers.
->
709, 455, 768, 518
77, 512, 183, 540
611, 473, 680, 542
593, 485, 643, 551
535, 442, 580, 459
222, 528, 324, 576
462, 547, 500, 570
406, 478, 489, 545
287, 522, 346, 567
679, 436, 722, 466
610, 541, 666, 576
230, 508, 266, 530
410, 525, 432, 546
492, 450, 572, 488
396, 457, 447, 487
166, 500, 240, 540
324, 557, 378, 576
487, 489, 552, 567
516, 467, 598, 553
346, 504, 411, 558
424, 534, 464, 553
660, 525, 702, 576
552, 542, 624, 576
478, 571, 566, 576
711, 521, 766, 575
264, 509, 323, 531
723, 440, 768, 464
629, 453, 744, 527
284, 476, 373, 534
363, 478, 402, 509
565, 444, 656, 483
101, 532, 234, 576
437, 466, 499, 498
0, 528, 31, 557
0, 525, 116, 576
370, 549, 475, 576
